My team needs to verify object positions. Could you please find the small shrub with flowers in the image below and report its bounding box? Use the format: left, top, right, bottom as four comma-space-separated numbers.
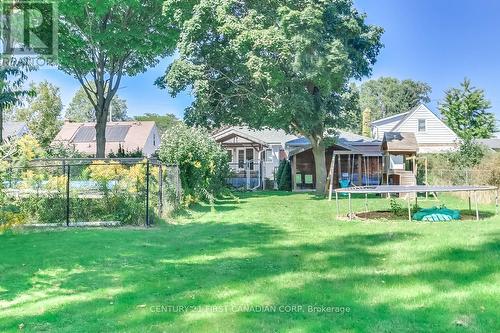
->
159, 123, 230, 206
1, 135, 46, 229
0, 136, 166, 227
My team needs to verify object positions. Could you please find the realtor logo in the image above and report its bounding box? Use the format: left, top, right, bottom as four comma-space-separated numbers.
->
0, 0, 58, 59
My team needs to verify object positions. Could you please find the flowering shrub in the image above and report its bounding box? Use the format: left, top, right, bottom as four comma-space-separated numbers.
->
13, 135, 46, 165
0, 136, 176, 227
1, 135, 46, 229
159, 123, 230, 205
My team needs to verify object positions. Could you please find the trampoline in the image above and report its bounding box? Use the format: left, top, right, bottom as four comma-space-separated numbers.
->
332, 185, 499, 222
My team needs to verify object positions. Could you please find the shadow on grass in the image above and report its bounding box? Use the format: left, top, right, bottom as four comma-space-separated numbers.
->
0, 230, 426, 332
0, 191, 498, 332
170, 197, 244, 219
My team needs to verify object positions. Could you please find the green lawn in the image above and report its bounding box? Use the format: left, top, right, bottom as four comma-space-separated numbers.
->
0, 192, 499, 332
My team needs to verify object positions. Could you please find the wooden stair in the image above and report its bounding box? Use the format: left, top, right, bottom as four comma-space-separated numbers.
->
388, 170, 417, 198
398, 171, 417, 186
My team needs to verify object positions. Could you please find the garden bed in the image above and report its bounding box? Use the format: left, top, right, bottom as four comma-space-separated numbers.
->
20, 221, 122, 228
353, 210, 488, 221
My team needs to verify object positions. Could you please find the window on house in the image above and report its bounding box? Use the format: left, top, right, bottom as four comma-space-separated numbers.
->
418, 119, 426, 132
227, 150, 233, 162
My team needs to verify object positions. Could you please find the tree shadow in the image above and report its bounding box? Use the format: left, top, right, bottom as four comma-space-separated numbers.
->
0, 230, 426, 331
0, 199, 498, 332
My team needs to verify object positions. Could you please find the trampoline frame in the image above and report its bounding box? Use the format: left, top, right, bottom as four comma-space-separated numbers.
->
333, 185, 499, 222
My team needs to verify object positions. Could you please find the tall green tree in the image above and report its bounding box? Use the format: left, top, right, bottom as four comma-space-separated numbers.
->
326, 83, 362, 134
134, 113, 179, 135
0, 63, 34, 144
359, 77, 431, 120
159, 0, 383, 194
361, 107, 372, 137
65, 87, 129, 122
440, 78, 495, 140
57, 0, 179, 157
12, 81, 63, 148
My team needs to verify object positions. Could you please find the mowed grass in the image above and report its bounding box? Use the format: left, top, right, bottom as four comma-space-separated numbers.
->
0, 192, 499, 332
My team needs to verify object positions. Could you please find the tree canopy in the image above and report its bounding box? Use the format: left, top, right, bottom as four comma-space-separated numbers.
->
11, 81, 63, 148
359, 77, 431, 121
57, 0, 179, 157
65, 87, 129, 122
439, 78, 495, 140
159, 0, 383, 194
134, 113, 179, 135
0, 62, 34, 144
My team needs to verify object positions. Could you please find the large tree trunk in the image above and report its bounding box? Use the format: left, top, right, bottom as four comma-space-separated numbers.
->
95, 97, 113, 158
310, 137, 327, 195
95, 117, 107, 158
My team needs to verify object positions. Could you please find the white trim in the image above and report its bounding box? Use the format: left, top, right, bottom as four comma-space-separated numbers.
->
371, 111, 410, 125
213, 128, 268, 146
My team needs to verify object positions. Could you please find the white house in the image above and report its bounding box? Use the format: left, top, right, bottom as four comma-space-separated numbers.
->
53, 121, 161, 156
371, 104, 459, 153
212, 126, 298, 188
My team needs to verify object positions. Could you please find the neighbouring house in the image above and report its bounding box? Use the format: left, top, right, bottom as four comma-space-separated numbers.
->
371, 104, 459, 153
212, 126, 298, 189
287, 131, 384, 191
476, 138, 500, 152
52, 121, 161, 156
1, 121, 29, 144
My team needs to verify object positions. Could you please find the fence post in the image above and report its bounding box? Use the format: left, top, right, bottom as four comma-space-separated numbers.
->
176, 166, 182, 205
66, 164, 70, 227
145, 159, 150, 227
158, 163, 163, 216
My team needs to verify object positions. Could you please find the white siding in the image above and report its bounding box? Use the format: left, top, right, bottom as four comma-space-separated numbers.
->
371, 114, 407, 140
372, 119, 401, 140
143, 126, 161, 156
393, 105, 459, 151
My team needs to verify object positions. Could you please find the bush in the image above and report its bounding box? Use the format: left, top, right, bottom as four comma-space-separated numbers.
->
276, 159, 286, 188
278, 160, 292, 191
158, 124, 230, 205
447, 139, 486, 168
108, 145, 143, 158
389, 198, 404, 216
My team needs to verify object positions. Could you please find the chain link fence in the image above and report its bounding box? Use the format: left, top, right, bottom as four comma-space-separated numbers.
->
423, 168, 499, 203
0, 158, 181, 228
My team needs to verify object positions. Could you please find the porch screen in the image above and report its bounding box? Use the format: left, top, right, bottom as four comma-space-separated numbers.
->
238, 150, 245, 169
246, 148, 254, 170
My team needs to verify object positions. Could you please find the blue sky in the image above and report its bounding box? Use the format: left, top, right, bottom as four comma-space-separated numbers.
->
28, 0, 500, 121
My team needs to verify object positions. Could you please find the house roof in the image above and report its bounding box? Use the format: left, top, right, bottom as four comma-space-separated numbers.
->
287, 131, 382, 157
286, 130, 378, 147
2, 121, 29, 142
382, 132, 418, 153
53, 121, 157, 156
371, 111, 410, 126
213, 126, 298, 146
476, 138, 500, 151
